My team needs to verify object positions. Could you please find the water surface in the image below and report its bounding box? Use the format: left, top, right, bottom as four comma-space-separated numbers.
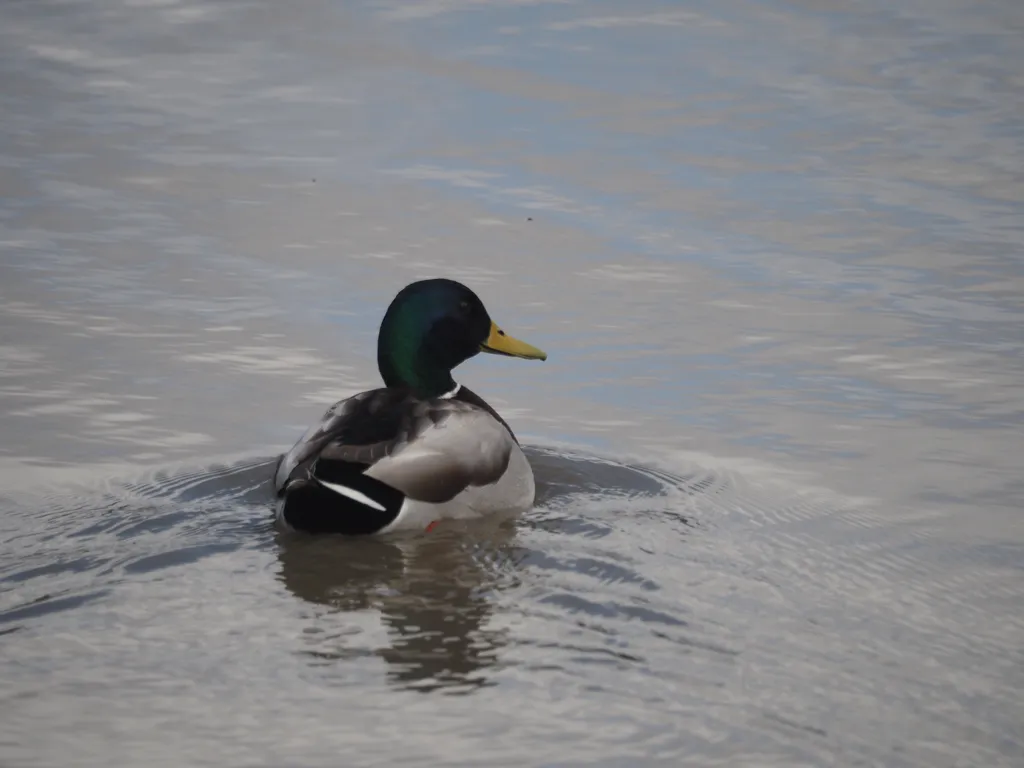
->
2, 0, 1023, 766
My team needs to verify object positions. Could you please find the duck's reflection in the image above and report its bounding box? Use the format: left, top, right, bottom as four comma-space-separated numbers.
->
276, 518, 520, 694
274, 448, 694, 693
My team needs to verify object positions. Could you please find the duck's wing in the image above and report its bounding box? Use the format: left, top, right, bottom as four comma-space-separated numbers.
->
358, 400, 514, 503
273, 388, 405, 493
275, 389, 515, 504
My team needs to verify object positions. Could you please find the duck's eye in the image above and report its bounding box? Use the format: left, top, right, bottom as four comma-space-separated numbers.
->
458, 300, 471, 314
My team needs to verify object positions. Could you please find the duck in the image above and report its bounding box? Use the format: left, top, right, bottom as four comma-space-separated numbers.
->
273, 278, 547, 535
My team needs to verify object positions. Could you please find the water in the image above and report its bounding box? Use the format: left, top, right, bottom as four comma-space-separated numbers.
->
2, 0, 1023, 765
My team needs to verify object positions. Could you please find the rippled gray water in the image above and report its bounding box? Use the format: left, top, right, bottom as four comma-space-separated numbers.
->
2, 0, 1023, 765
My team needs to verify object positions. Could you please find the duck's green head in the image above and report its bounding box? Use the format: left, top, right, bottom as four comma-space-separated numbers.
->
377, 278, 546, 397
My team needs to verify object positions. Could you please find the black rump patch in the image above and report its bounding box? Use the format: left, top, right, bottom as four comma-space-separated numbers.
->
280, 460, 405, 535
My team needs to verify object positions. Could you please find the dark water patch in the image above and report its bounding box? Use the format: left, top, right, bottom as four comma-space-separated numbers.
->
518, 638, 643, 665
537, 592, 689, 630
112, 507, 189, 539
1, 555, 102, 584
525, 445, 712, 545
649, 629, 739, 659
518, 550, 659, 591
0, 589, 108, 626
110, 457, 279, 540
121, 541, 241, 575
554, 555, 659, 590
121, 456, 277, 506
66, 502, 136, 538
551, 517, 612, 539
526, 445, 710, 506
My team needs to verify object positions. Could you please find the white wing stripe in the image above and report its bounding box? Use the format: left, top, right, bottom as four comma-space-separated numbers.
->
319, 480, 388, 512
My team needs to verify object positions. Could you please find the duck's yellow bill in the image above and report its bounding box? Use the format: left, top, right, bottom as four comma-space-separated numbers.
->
481, 321, 547, 361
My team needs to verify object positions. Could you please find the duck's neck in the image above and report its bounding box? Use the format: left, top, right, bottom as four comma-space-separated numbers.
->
377, 341, 457, 398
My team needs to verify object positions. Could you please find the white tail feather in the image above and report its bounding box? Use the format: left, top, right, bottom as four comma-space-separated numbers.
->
318, 480, 387, 512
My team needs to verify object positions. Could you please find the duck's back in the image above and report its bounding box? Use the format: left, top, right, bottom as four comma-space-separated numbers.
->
273, 388, 414, 492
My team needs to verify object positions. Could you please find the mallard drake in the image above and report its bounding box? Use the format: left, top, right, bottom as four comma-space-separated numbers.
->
273, 278, 547, 535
